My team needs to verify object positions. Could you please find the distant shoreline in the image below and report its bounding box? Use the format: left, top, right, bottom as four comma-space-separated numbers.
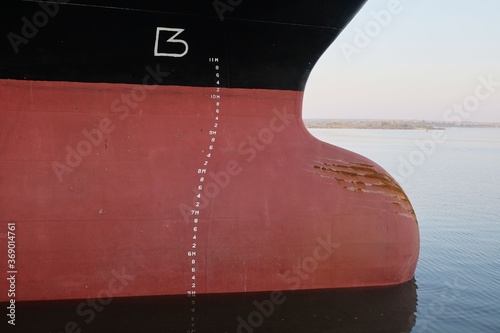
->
303, 119, 500, 130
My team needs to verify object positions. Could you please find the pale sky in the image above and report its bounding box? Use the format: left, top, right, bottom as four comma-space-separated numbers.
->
303, 0, 500, 122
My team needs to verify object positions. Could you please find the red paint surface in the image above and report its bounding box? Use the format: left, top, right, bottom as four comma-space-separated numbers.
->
0, 79, 419, 301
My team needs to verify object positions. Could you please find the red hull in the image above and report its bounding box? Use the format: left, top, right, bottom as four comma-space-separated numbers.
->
0, 79, 419, 301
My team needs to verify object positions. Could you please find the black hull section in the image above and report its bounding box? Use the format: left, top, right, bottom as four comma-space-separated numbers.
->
1, 0, 366, 90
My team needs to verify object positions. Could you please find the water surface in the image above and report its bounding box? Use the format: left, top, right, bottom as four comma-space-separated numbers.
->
310, 127, 500, 333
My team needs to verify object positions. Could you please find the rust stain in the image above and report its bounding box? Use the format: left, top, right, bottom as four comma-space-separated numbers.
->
313, 160, 415, 219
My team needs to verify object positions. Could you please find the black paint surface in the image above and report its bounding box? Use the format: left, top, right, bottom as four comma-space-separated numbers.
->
1, 0, 366, 91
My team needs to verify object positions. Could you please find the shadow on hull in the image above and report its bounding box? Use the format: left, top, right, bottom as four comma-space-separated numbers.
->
8, 279, 417, 333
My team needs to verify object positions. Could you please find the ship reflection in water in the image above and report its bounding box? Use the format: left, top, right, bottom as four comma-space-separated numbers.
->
15, 279, 417, 332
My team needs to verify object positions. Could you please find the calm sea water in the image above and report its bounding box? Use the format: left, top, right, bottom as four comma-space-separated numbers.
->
309, 127, 500, 333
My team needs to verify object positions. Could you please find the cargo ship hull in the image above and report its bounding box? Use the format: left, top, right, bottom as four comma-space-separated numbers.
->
0, 0, 419, 302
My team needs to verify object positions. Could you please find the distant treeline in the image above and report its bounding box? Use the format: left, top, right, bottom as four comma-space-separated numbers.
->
303, 119, 500, 130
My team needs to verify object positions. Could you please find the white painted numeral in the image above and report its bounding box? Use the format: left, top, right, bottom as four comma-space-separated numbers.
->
154, 27, 189, 57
